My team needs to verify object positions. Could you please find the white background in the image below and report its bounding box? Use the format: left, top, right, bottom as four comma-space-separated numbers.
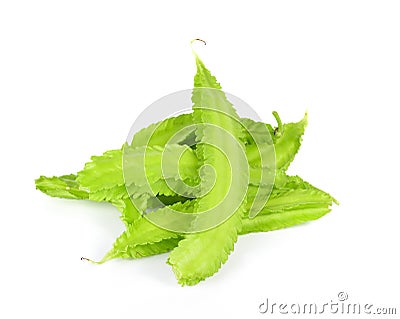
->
1, 1, 399, 318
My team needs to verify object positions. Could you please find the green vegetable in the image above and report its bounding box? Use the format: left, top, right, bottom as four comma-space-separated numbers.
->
35, 174, 89, 200
167, 51, 249, 285
35, 43, 337, 286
